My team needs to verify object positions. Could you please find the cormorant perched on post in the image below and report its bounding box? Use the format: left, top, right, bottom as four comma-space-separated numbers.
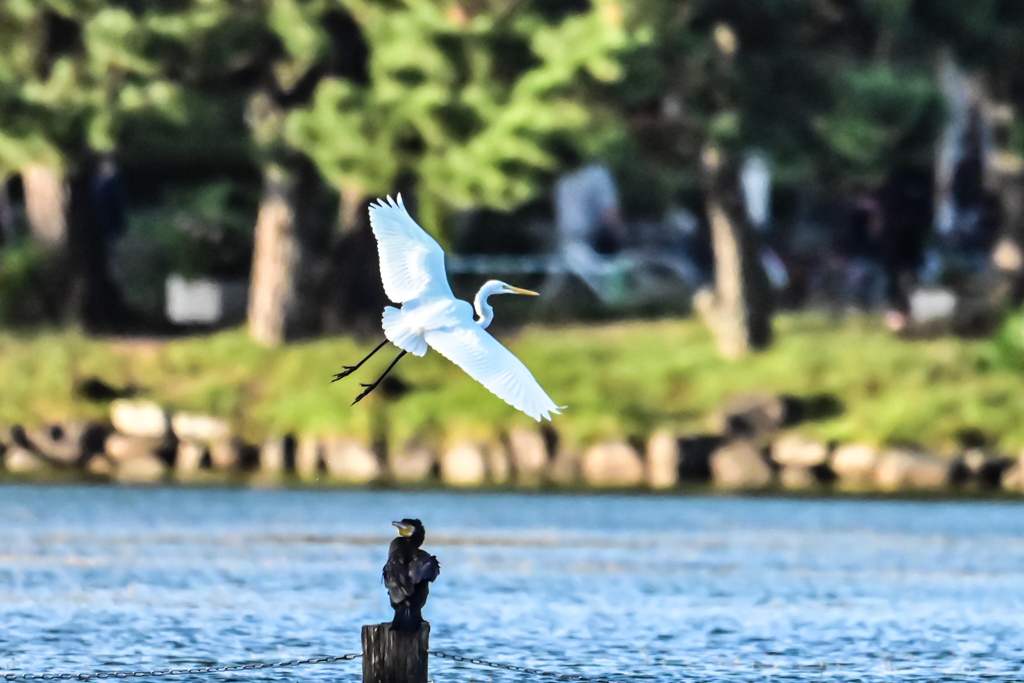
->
383, 519, 440, 632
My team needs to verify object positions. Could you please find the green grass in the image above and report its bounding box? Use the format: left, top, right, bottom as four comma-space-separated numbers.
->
1, 313, 1023, 455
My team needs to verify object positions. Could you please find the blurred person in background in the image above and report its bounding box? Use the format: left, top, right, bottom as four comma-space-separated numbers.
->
841, 192, 885, 309
84, 154, 133, 331
554, 153, 625, 256
932, 111, 1000, 281
878, 165, 934, 331
91, 154, 127, 251
550, 141, 628, 302
742, 150, 789, 293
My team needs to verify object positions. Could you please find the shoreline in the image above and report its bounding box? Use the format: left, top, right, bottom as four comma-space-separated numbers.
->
3, 410, 1022, 495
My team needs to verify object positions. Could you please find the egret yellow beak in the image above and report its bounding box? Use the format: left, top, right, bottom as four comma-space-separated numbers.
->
505, 286, 539, 296
392, 521, 414, 537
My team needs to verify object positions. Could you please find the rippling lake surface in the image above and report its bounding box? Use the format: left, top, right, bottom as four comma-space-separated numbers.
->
2, 486, 1024, 682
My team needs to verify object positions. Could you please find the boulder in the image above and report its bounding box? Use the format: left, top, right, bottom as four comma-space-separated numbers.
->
581, 441, 645, 488
86, 455, 114, 477
110, 399, 169, 438
950, 449, 1014, 489
171, 413, 231, 442
208, 439, 240, 470
114, 453, 168, 483
710, 441, 773, 489
716, 393, 794, 441
779, 465, 817, 490
546, 443, 581, 486
259, 437, 288, 474
1003, 456, 1024, 493
874, 449, 948, 491
295, 436, 322, 479
176, 440, 208, 475
831, 444, 881, 487
105, 434, 160, 463
322, 438, 381, 484
440, 441, 487, 487
27, 424, 83, 465
4, 447, 49, 474
484, 441, 510, 485
507, 428, 548, 485
646, 430, 679, 489
7, 425, 76, 468
388, 446, 436, 484
772, 434, 829, 467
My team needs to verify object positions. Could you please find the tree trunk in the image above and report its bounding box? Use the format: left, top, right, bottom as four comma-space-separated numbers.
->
17, 163, 82, 324
0, 179, 14, 246
694, 145, 773, 358
339, 185, 367, 235
21, 163, 69, 248
248, 163, 300, 346
320, 191, 390, 337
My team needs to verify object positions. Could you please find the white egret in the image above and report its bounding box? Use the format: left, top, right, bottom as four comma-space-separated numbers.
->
333, 195, 562, 421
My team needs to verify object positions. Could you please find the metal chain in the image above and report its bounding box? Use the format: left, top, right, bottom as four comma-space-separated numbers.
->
1, 654, 361, 681
431, 651, 1024, 679
430, 651, 619, 683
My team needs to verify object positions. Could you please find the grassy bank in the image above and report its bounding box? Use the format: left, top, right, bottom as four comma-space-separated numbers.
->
1, 313, 1023, 454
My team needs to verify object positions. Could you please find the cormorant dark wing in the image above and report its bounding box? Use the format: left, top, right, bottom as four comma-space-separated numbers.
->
409, 550, 440, 584
383, 556, 414, 604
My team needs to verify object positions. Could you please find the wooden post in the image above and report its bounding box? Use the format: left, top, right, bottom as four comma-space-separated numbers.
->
362, 622, 429, 683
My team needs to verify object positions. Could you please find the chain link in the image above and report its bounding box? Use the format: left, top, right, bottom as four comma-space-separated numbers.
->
7, 648, 1021, 681
430, 651, 620, 683
1, 654, 361, 681
431, 650, 1024, 679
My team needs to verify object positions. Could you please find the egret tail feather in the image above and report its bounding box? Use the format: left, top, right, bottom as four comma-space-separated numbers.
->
382, 306, 429, 356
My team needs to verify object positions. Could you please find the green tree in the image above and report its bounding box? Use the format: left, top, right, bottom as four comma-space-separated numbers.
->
251, 0, 631, 342
0, 0, 191, 324
613, 0, 940, 356
0, 1, 188, 238
239, 0, 371, 346
288, 0, 627, 218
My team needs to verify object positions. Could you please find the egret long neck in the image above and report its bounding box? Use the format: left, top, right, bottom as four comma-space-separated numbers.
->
474, 288, 495, 329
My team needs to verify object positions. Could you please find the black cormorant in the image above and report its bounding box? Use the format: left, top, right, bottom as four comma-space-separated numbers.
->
383, 519, 440, 632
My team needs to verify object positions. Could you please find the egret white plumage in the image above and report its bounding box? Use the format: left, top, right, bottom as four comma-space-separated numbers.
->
332, 195, 562, 421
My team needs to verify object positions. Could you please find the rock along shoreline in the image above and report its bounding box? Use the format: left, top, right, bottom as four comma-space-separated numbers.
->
2, 394, 1023, 494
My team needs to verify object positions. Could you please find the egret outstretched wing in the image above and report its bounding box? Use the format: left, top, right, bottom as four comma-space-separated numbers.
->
369, 195, 453, 303
424, 324, 561, 421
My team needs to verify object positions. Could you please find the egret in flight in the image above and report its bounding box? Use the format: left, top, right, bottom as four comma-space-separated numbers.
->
332, 195, 562, 421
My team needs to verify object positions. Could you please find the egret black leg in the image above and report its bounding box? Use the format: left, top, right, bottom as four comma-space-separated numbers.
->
352, 350, 408, 404
332, 339, 388, 382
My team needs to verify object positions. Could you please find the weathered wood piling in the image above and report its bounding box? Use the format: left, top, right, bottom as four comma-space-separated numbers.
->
362, 622, 429, 683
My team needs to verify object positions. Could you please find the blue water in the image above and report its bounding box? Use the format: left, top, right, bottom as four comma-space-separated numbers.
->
1, 486, 1023, 682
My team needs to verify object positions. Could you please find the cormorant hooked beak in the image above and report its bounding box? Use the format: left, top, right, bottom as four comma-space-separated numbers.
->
502, 285, 539, 296
392, 520, 415, 537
